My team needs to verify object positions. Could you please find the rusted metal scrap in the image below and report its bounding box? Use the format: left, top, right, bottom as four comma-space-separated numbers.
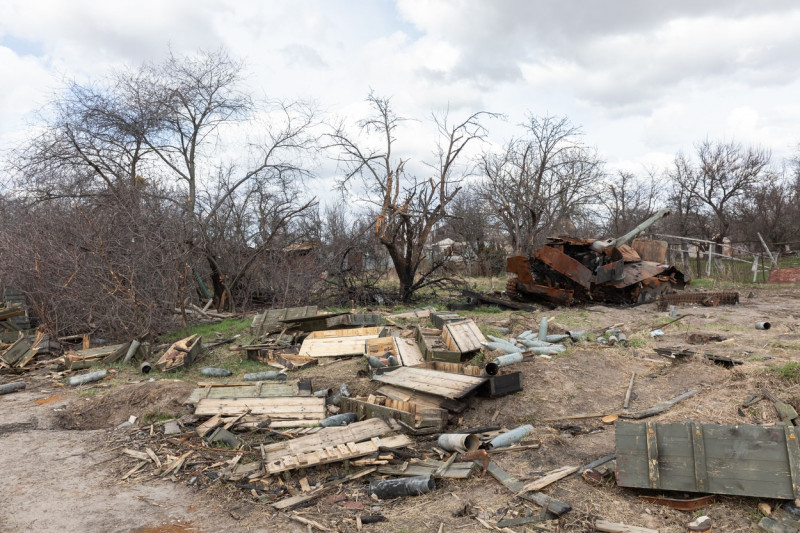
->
506, 209, 686, 306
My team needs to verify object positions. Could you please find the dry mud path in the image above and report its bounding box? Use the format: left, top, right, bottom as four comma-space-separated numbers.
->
0, 388, 275, 533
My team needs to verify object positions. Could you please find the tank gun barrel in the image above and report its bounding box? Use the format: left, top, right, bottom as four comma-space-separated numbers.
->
610, 209, 670, 248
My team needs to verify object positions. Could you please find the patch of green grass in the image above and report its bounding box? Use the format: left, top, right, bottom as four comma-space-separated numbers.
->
142, 409, 176, 425
769, 361, 800, 381
161, 317, 252, 343
627, 338, 647, 348
479, 324, 504, 338
471, 306, 503, 314
74, 387, 100, 397
469, 352, 486, 365
770, 340, 800, 350
217, 357, 278, 375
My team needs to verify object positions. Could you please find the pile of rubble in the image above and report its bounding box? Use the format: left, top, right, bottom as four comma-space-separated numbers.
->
5, 292, 800, 532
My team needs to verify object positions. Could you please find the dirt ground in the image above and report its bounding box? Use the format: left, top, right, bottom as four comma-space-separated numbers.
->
2, 284, 800, 533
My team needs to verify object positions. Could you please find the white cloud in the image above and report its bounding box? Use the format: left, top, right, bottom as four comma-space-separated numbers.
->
1, 0, 800, 180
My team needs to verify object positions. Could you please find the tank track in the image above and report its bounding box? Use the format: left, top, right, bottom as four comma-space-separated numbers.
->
505, 277, 521, 301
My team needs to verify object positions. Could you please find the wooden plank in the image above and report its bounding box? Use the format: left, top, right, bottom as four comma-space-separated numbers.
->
595, 520, 659, 533
689, 421, 708, 492
264, 435, 412, 474
393, 336, 425, 366
341, 396, 447, 432
184, 382, 302, 404
517, 465, 579, 493
482, 460, 572, 516
324, 314, 382, 328
646, 421, 660, 489
195, 397, 325, 419
261, 419, 400, 462
377, 460, 475, 479
306, 327, 384, 339
298, 337, 371, 358
784, 425, 800, 499
376, 385, 467, 413
617, 420, 800, 499
196, 414, 223, 437
374, 367, 486, 399
442, 320, 485, 353
0, 335, 30, 365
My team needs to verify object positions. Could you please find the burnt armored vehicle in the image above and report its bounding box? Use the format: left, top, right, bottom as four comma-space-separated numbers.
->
505, 209, 686, 307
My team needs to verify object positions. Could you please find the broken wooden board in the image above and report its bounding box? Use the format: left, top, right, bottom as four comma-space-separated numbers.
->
376, 385, 467, 413
261, 418, 401, 463
281, 311, 350, 332
324, 313, 382, 328
517, 465, 579, 492
15, 331, 48, 368
263, 434, 412, 475
340, 396, 448, 432
378, 459, 475, 479
0, 305, 25, 321
595, 520, 659, 533
65, 343, 130, 365
442, 319, 485, 354
386, 307, 436, 320
251, 306, 318, 335
156, 335, 202, 371
482, 460, 572, 516
271, 467, 377, 510
194, 396, 325, 427
306, 327, 384, 339
0, 335, 31, 366
244, 347, 317, 371
184, 381, 310, 405
298, 337, 369, 358
373, 367, 487, 400
392, 336, 425, 366
616, 420, 800, 499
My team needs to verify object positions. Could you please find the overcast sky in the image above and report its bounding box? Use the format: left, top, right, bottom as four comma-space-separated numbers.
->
2, 0, 800, 182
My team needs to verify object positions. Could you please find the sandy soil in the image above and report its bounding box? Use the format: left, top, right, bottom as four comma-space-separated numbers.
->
2, 284, 800, 532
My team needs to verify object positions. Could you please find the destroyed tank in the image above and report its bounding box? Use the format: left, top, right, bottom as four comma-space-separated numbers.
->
505, 209, 686, 306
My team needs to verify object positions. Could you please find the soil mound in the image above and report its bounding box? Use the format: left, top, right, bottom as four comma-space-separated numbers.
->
57, 381, 194, 429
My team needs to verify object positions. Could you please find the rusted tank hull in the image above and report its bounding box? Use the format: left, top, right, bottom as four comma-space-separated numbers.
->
505, 251, 686, 307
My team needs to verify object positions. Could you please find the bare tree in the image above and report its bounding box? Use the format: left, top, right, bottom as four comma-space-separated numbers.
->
733, 167, 797, 250
327, 93, 497, 302
478, 115, 602, 254
600, 170, 662, 236
693, 139, 771, 242
442, 187, 506, 276
9, 48, 319, 315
